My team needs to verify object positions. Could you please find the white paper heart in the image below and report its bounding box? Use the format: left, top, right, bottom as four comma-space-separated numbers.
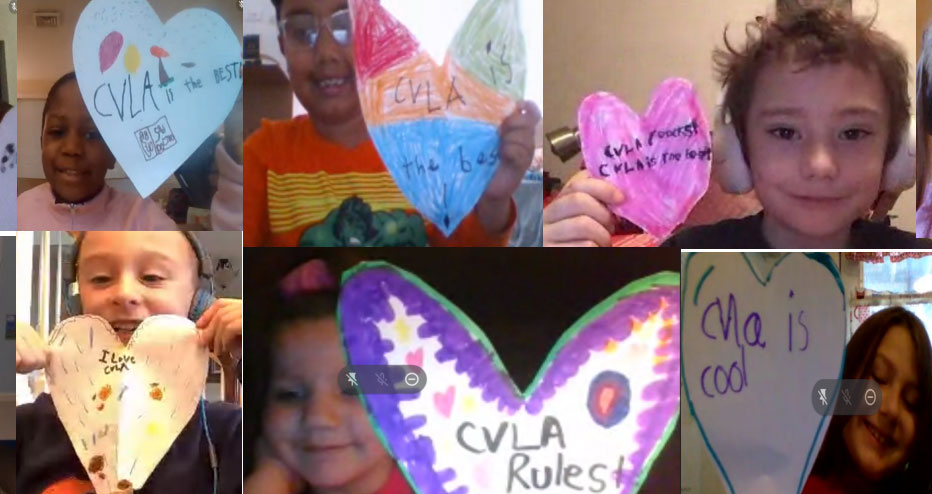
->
46, 314, 208, 493
73, 0, 242, 198
682, 253, 846, 494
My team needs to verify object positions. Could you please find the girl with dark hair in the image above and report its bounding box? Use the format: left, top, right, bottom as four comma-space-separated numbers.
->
16, 72, 176, 230
245, 259, 414, 494
804, 307, 932, 493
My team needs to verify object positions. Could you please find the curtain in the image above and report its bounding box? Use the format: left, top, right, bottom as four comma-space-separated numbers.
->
845, 252, 932, 264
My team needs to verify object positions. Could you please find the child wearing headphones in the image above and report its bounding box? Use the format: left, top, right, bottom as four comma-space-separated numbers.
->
15, 231, 243, 494
544, 5, 930, 248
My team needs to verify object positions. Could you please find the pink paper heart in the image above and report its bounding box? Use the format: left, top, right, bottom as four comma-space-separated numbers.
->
579, 78, 711, 239
405, 347, 424, 367
433, 385, 455, 418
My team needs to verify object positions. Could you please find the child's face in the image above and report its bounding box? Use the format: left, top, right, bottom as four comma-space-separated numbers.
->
746, 61, 888, 239
843, 325, 919, 479
77, 232, 199, 344
264, 317, 393, 492
42, 80, 116, 203
279, 0, 360, 126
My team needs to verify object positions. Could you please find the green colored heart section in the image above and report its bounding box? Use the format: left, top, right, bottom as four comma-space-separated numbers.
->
449, 0, 526, 101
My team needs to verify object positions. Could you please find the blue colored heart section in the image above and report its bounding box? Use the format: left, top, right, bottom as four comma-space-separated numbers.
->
368, 118, 500, 236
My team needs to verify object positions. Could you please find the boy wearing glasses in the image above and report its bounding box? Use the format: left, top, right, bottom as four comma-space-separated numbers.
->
243, 0, 540, 247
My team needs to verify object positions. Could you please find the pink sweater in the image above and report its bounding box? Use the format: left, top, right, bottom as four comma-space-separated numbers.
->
17, 183, 176, 231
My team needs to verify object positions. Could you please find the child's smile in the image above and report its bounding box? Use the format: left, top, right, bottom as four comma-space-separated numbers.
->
110, 319, 143, 344
313, 73, 354, 98
53, 165, 92, 183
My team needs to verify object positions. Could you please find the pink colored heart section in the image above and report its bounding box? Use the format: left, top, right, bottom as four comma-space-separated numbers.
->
579, 78, 711, 240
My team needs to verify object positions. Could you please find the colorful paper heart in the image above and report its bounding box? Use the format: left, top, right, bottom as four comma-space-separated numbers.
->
45, 315, 209, 493
578, 79, 711, 240
682, 253, 846, 494
73, 0, 242, 198
339, 262, 680, 494
351, 0, 525, 236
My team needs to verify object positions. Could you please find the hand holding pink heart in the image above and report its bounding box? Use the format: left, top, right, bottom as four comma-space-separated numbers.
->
578, 78, 711, 240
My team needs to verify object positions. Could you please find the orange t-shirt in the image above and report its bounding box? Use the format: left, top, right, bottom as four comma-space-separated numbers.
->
244, 116, 514, 247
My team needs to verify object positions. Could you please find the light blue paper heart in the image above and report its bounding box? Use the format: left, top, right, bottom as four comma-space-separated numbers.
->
73, 0, 242, 198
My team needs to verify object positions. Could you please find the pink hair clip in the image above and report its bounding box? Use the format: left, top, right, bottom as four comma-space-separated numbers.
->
279, 259, 337, 297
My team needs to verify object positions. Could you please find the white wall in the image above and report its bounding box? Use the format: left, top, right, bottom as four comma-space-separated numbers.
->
544, 0, 917, 232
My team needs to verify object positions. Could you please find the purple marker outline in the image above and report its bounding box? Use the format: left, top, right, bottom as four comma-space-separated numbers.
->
338, 261, 680, 494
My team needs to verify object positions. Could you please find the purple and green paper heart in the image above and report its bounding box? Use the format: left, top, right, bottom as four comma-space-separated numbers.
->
338, 262, 680, 494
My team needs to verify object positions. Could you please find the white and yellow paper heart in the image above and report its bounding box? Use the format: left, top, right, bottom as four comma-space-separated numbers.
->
46, 315, 208, 493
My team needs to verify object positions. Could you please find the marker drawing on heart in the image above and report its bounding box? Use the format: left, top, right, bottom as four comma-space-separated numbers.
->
681, 253, 846, 494
579, 79, 711, 240
350, 0, 525, 236
338, 261, 680, 494
45, 315, 209, 494
73, 0, 242, 198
